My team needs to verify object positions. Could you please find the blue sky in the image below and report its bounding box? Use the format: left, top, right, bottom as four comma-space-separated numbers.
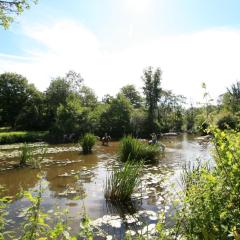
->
1, 0, 240, 102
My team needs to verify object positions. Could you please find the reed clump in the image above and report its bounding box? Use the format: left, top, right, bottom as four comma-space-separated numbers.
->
119, 135, 162, 162
105, 161, 143, 201
19, 143, 34, 167
80, 133, 96, 154
19, 143, 46, 168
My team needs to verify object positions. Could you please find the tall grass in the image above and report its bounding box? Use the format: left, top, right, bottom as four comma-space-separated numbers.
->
20, 143, 34, 166
105, 161, 143, 201
80, 133, 96, 154
119, 136, 162, 162
19, 143, 46, 168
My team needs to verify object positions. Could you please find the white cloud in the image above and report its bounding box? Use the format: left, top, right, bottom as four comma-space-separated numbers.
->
0, 20, 240, 104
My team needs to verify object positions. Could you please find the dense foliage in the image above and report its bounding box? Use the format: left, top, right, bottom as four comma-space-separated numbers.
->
80, 133, 96, 154
0, 69, 187, 143
119, 135, 162, 162
105, 161, 143, 201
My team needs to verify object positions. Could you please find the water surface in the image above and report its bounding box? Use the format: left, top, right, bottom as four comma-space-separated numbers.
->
0, 134, 212, 237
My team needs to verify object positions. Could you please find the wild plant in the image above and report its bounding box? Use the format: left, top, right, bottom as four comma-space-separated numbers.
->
105, 160, 143, 201
19, 143, 34, 166
19, 143, 47, 168
175, 127, 240, 239
80, 133, 96, 154
119, 135, 162, 162
0, 186, 12, 240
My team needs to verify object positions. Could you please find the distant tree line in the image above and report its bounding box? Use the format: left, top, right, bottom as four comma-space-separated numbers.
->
0, 67, 187, 142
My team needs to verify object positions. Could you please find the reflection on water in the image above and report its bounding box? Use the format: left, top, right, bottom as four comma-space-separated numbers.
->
0, 134, 212, 235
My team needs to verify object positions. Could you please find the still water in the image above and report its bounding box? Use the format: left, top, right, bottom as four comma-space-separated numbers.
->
0, 134, 212, 237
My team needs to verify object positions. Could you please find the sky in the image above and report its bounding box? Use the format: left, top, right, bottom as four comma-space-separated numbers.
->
1, 0, 240, 104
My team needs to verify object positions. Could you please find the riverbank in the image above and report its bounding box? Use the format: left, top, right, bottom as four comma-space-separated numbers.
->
0, 131, 48, 144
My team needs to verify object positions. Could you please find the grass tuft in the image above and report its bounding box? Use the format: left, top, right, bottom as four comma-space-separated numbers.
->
80, 133, 96, 154
105, 161, 143, 201
119, 135, 162, 162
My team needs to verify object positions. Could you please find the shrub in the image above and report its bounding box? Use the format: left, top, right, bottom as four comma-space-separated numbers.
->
80, 133, 96, 154
119, 135, 162, 162
175, 127, 240, 239
216, 112, 238, 130
105, 161, 143, 201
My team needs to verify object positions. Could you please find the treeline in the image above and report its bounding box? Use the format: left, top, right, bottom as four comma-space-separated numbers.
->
1, 67, 240, 142
0, 67, 186, 142
185, 82, 240, 134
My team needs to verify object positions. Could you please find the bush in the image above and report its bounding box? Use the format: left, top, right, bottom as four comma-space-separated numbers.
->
80, 133, 96, 154
0, 131, 48, 144
119, 135, 162, 162
216, 112, 238, 130
105, 161, 143, 201
175, 127, 240, 239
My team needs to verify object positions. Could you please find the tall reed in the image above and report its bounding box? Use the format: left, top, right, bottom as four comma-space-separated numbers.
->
119, 136, 162, 162
105, 161, 143, 201
80, 133, 96, 154
20, 143, 34, 166
19, 143, 46, 168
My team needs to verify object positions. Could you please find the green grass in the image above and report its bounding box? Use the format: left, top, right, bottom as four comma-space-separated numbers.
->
19, 143, 34, 166
0, 131, 48, 144
80, 133, 96, 154
105, 161, 143, 201
119, 135, 162, 162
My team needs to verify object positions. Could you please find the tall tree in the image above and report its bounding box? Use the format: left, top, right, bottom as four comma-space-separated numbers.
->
120, 84, 142, 108
0, 0, 38, 29
0, 72, 41, 128
45, 71, 84, 125
142, 67, 162, 133
99, 94, 132, 138
79, 85, 97, 108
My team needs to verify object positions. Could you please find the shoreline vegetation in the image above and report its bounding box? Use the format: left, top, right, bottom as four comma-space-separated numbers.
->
0, 131, 48, 144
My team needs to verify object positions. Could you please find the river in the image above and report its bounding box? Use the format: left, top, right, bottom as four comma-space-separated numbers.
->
0, 134, 212, 238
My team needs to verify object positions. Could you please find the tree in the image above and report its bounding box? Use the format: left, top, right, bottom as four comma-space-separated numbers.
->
79, 85, 97, 108
0, 0, 38, 29
99, 94, 132, 138
15, 85, 46, 130
130, 108, 147, 137
102, 94, 113, 104
65, 70, 83, 93
120, 84, 142, 108
0, 72, 39, 128
142, 67, 162, 133
45, 77, 71, 124
225, 81, 240, 113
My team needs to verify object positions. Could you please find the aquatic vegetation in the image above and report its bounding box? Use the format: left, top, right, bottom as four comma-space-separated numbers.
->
80, 133, 96, 154
0, 186, 12, 239
119, 135, 162, 162
105, 161, 143, 201
19, 142, 34, 166
174, 127, 240, 239
19, 143, 46, 168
